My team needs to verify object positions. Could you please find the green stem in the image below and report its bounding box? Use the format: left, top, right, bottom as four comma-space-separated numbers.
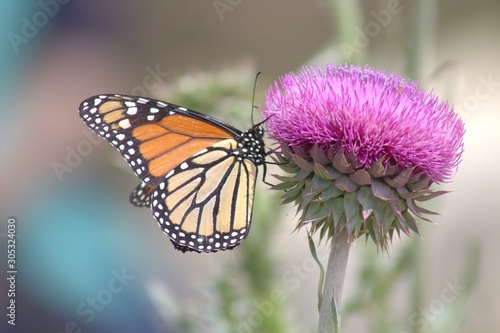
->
406, 0, 437, 80
406, 3, 438, 331
329, 0, 364, 63
318, 228, 351, 333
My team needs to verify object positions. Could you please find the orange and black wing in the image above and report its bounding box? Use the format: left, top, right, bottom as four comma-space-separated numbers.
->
78, 94, 240, 189
79, 94, 267, 253
130, 182, 155, 207
150, 139, 257, 253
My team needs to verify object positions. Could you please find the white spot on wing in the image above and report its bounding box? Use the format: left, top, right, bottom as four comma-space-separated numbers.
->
119, 119, 131, 129
127, 107, 138, 115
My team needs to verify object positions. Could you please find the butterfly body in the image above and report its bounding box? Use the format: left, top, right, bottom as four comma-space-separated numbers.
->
79, 94, 266, 253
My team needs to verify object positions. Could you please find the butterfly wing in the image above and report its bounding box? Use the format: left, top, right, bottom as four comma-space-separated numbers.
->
150, 139, 257, 253
78, 94, 240, 189
130, 182, 155, 207
79, 94, 266, 253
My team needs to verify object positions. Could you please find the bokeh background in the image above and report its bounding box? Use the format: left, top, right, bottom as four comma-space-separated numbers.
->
1, 1, 499, 332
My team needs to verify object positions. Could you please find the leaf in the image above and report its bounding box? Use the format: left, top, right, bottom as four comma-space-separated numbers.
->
310, 175, 333, 193
291, 145, 309, 158
403, 210, 420, 235
314, 163, 338, 180
271, 181, 296, 191
414, 190, 449, 201
405, 199, 435, 222
397, 186, 428, 200
290, 153, 314, 172
278, 162, 300, 174
371, 179, 398, 202
383, 166, 415, 188
273, 169, 310, 182
367, 155, 387, 178
308, 203, 332, 222
310, 144, 330, 164
407, 175, 431, 191
332, 197, 345, 227
302, 201, 322, 222
331, 296, 341, 333
373, 200, 391, 229
281, 184, 303, 204
299, 191, 318, 210
357, 185, 376, 212
331, 149, 355, 174
344, 192, 361, 233
307, 232, 325, 310
315, 185, 343, 202
396, 214, 411, 236
349, 169, 373, 185
335, 175, 358, 192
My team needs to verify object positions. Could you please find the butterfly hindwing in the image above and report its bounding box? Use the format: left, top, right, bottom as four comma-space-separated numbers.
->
150, 139, 257, 253
130, 182, 155, 207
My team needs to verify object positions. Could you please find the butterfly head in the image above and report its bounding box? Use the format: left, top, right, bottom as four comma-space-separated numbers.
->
237, 125, 266, 166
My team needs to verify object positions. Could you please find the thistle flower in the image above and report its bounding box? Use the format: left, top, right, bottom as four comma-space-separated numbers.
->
262, 64, 465, 249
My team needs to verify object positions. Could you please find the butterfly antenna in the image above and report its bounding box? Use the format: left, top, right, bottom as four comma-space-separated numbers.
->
251, 72, 261, 126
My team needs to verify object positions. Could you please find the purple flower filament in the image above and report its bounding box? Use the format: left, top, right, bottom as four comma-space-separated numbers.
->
263, 64, 465, 183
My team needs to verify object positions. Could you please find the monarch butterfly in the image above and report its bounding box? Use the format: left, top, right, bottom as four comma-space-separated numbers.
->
78, 94, 267, 253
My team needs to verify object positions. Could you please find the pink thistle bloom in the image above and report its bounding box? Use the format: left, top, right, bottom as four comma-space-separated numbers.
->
262, 64, 465, 247
263, 64, 464, 184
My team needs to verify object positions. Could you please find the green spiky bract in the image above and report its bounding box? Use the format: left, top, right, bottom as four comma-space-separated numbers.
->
272, 142, 447, 251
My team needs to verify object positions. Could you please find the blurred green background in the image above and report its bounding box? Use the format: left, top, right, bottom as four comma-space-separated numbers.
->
1, 1, 499, 332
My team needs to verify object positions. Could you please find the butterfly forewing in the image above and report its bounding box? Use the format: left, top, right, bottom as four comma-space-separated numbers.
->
78, 94, 239, 188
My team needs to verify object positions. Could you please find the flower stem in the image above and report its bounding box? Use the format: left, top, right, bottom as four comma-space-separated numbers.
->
329, 0, 364, 63
406, 0, 437, 80
318, 228, 351, 333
